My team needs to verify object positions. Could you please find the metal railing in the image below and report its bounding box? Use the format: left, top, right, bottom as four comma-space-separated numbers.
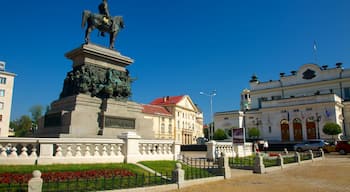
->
179, 155, 222, 179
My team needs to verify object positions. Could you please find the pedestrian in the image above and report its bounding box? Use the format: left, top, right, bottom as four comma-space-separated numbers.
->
254, 142, 259, 153
263, 140, 269, 153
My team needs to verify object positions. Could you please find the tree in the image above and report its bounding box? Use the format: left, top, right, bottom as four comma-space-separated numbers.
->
248, 127, 260, 140
213, 129, 227, 140
10, 115, 32, 137
203, 127, 209, 139
29, 105, 44, 124
323, 122, 342, 141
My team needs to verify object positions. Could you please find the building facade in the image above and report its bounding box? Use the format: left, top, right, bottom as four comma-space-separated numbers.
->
0, 61, 16, 137
141, 104, 174, 139
215, 63, 350, 142
150, 95, 204, 144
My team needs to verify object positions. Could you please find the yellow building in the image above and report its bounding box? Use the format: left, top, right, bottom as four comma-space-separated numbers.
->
150, 95, 204, 144
141, 104, 174, 139
0, 61, 16, 137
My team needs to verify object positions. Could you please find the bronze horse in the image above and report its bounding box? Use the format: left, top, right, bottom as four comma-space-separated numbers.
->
82, 10, 124, 49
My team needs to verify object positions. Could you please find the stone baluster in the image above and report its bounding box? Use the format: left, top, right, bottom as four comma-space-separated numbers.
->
147, 144, 151, 155
55, 144, 63, 157
9, 146, 18, 158
116, 144, 122, 156
84, 144, 91, 156
168, 144, 172, 154
19, 146, 29, 158
94, 144, 100, 156
138, 144, 143, 155
66, 145, 73, 157
75, 144, 82, 157
30, 145, 38, 158
110, 144, 116, 156
0, 145, 7, 157
102, 144, 108, 156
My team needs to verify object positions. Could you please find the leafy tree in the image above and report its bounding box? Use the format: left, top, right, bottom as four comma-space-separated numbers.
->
248, 127, 260, 139
203, 127, 208, 139
11, 115, 32, 137
323, 122, 342, 141
213, 129, 227, 140
29, 105, 44, 124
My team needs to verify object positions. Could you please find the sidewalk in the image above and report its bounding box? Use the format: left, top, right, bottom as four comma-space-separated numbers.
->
168, 154, 350, 192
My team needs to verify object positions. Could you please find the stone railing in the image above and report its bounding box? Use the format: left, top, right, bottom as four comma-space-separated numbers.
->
0, 132, 181, 165
206, 141, 253, 160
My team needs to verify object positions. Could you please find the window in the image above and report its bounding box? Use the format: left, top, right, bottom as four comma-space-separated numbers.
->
161, 123, 165, 133
271, 95, 281, 100
168, 124, 172, 133
0, 115, 3, 122
0, 90, 4, 97
0, 102, 4, 110
344, 88, 350, 101
0, 77, 6, 84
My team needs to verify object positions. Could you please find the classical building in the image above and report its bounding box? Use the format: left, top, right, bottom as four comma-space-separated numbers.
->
150, 95, 204, 144
141, 104, 174, 139
0, 61, 16, 137
215, 63, 349, 142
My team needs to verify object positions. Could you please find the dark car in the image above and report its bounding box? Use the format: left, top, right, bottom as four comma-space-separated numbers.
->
293, 140, 327, 152
335, 140, 350, 155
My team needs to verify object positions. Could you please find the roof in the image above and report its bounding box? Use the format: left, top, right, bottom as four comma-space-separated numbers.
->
150, 95, 184, 105
142, 104, 172, 116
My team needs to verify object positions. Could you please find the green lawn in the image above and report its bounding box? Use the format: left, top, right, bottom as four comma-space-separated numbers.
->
139, 160, 216, 179
0, 163, 148, 175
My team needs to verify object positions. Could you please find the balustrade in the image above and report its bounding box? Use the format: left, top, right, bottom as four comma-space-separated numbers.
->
0, 136, 179, 165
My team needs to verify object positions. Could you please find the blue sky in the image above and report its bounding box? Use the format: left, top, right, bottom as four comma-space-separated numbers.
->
1, 0, 350, 124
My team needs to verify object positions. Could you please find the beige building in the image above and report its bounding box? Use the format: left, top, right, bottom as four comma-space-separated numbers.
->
0, 61, 16, 137
141, 104, 174, 139
150, 95, 204, 144
215, 63, 350, 142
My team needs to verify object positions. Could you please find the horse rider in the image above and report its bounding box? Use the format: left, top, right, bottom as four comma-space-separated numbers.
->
98, 0, 111, 36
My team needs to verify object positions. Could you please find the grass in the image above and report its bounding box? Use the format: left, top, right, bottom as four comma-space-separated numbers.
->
139, 160, 177, 173
0, 163, 148, 175
139, 160, 216, 180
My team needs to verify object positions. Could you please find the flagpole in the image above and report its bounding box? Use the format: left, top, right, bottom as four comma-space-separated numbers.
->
313, 40, 318, 64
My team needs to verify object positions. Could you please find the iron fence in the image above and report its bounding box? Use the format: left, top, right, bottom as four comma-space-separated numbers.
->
228, 156, 254, 170
0, 172, 174, 192
179, 155, 222, 179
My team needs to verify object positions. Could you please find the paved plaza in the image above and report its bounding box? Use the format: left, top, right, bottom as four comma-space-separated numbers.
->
171, 154, 350, 192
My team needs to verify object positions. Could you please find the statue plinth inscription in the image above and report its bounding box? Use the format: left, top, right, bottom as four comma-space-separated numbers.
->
104, 116, 135, 129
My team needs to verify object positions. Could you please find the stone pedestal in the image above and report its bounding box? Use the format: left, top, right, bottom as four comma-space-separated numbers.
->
37, 44, 152, 138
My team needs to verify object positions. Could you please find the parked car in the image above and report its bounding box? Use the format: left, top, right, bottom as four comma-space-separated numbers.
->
335, 140, 350, 155
323, 143, 336, 153
293, 140, 327, 152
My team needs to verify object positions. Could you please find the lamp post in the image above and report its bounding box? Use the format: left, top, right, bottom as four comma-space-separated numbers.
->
200, 90, 216, 140
316, 113, 322, 139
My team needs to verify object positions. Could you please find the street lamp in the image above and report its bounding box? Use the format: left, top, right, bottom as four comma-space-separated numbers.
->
200, 90, 216, 140
316, 113, 322, 139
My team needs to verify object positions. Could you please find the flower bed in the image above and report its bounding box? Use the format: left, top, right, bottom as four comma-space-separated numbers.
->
0, 169, 135, 184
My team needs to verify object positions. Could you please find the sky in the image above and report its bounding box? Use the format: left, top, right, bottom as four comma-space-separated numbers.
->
1, 0, 350, 124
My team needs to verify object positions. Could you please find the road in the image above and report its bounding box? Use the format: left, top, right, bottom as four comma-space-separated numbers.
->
169, 154, 350, 192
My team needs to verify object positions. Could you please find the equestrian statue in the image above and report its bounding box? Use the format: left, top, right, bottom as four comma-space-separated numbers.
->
82, 0, 124, 49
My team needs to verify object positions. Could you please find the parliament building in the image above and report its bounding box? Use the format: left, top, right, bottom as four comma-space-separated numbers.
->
215, 63, 349, 142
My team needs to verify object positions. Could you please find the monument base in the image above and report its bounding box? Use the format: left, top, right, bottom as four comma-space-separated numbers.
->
37, 43, 153, 138
37, 94, 153, 138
